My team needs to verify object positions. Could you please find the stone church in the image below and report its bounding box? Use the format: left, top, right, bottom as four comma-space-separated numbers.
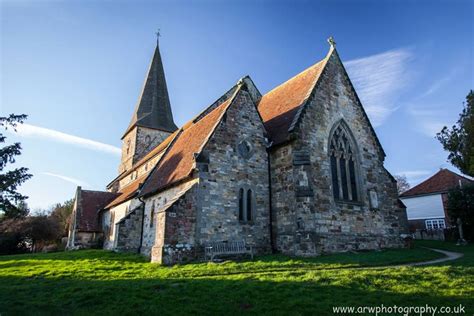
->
67, 37, 408, 264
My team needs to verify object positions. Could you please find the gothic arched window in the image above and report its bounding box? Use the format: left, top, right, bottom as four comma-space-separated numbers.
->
149, 201, 155, 228
126, 140, 131, 155
246, 189, 252, 221
238, 188, 244, 221
329, 121, 359, 202
238, 188, 253, 222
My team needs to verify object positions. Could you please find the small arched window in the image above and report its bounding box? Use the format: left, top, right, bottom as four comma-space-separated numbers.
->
329, 121, 359, 202
238, 188, 253, 222
149, 201, 155, 227
126, 140, 131, 155
246, 189, 252, 221
238, 189, 244, 221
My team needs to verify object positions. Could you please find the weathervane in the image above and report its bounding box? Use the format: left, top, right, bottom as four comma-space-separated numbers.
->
327, 36, 336, 48
156, 29, 161, 44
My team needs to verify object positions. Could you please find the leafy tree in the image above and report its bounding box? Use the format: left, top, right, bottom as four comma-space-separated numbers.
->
1, 200, 29, 221
394, 175, 411, 195
0, 215, 61, 253
0, 114, 32, 218
21, 216, 61, 252
436, 91, 474, 177
446, 184, 474, 241
49, 199, 74, 237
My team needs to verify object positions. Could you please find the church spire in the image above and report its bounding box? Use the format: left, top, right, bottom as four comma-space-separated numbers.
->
123, 36, 178, 138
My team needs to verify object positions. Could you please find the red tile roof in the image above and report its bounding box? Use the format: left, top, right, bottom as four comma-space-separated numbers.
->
258, 51, 331, 145
400, 169, 473, 197
140, 93, 235, 197
105, 173, 149, 209
106, 130, 178, 190
77, 190, 119, 232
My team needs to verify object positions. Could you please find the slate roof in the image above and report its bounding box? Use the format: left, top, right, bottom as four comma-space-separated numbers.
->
400, 169, 473, 198
139, 87, 239, 197
123, 43, 178, 138
258, 49, 332, 145
77, 190, 119, 232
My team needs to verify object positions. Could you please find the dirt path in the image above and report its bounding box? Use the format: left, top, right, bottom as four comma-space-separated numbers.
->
195, 248, 465, 279
365, 247, 464, 270
405, 247, 464, 266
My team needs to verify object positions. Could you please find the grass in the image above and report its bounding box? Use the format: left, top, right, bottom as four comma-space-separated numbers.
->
0, 241, 472, 315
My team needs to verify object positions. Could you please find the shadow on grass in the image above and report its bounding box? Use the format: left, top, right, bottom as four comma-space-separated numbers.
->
0, 274, 472, 315
0, 250, 147, 263
3, 246, 441, 265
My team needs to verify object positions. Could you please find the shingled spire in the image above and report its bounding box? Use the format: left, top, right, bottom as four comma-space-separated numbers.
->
118, 39, 179, 174
123, 40, 178, 138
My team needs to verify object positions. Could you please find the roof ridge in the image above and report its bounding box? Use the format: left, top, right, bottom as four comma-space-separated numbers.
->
400, 168, 473, 197
259, 45, 334, 103
81, 189, 118, 194
107, 80, 244, 194
257, 44, 334, 145
106, 130, 179, 189
288, 46, 335, 133
138, 82, 244, 197
191, 81, 244, 160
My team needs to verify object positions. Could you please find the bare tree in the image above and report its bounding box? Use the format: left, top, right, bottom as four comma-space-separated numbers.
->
394, 175, 411, 195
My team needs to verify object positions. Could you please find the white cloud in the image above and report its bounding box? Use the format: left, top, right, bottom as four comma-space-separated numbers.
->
395, 170, 431, 185
42, 172, 90, 187
405, 69, 458, 137
12, 123, 121, 156
345, 48, 413, 127
396, 170, 431, 178
407, 107, 448, 138
418, 69, 458, 99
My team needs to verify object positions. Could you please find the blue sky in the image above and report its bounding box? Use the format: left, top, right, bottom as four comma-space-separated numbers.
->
1, 0, 473, 211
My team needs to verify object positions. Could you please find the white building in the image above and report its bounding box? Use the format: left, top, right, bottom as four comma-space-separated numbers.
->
400, 169, 472, 232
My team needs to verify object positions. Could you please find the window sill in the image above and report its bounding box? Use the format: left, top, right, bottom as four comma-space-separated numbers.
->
239, 221, 254, 225
335, 200, 364, 207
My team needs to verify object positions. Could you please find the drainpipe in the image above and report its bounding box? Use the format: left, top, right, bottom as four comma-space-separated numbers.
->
266, 144, 275, 253
137, 196, 146, 254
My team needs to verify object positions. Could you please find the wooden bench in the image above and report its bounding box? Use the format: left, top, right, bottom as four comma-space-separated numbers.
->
205, 240, 253, 261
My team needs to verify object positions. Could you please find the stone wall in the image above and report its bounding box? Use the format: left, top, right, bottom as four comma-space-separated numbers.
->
134, 127, 171, 163
66, 188, 81, 249
270, 51, 408, 256
141, 180, 198, 258
117, 152, 164, 191
118, 126, 170, 177
103, 200, 137, 250
115, 206, 144, 252
195, 88, 271, 254
153, 185, 199, 264
269, 145, 297, 253
147, 88, 271, 265
119, 128, 137, 174
66, 188, 102, 249
74, 232, 103, 248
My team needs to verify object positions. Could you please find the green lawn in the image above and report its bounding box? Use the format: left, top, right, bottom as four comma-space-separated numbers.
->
0, 241, 472, 315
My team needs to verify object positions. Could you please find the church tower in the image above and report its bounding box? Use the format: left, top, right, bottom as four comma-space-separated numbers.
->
119, 40, 178, 174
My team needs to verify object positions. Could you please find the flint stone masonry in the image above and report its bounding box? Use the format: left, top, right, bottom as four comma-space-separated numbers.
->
119, 127, 171, 176
151, 185, 198, 264
141, 179, 198, 258
102, 199, 141, 250
135, 127, 171, 162
148, 89, 271, 264
115, 206, 144, 252
72, 42, 409, 265
195, 89, 271, 256
270, 50, 408, 256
